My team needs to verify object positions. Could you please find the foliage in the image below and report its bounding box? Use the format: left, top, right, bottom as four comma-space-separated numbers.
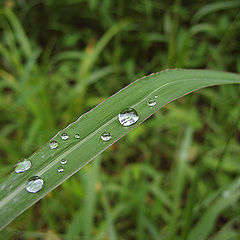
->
0, 0, 240, 239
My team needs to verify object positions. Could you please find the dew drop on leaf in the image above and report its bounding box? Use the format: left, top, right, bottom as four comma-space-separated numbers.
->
61, 133, 69, 140
118, 108, 139, 127
101, 131, 111, 141
57, 167, 64, 173
49, 140, 58, 149
15, 159, 32, 173
147, 98, 157, 107
60, 159, 67, 165
26, 176, 44, 193
74, 134, 80, 139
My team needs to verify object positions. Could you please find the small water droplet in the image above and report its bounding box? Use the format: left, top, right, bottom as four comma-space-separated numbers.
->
154, 95, 158, 98
61, 133, 69, 140
118, 108, 139, 127
57, 167, 64, 173
26, 176, 44, 193
60, 159, 67, 165
74, 134, 80, 139
49, 140, 58, 149
15, 159, 32, 173
147, 98, 157, 107
101, 131, 111, 141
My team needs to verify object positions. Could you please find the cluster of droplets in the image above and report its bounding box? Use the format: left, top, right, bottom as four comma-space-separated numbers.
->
23, 131, 75, 191
12, 159, 44, 194
23, 157, 69, 193
14, 132, 72, 193
48, 132, 80, 173
13, 96, 159, 194
100, 107, 141, 142
49, 132, 80, 150
57, 158, 68, 173
100, 99, 158, 142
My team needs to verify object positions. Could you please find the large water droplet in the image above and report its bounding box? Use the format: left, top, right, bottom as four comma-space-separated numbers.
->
49, 140, 58, 149
26, 176, 44, 193
74, 134, 80, 139
101, 131, 111, 141
57, 167, 64, 173
118, 108, 139, 127
60, 159, 67, 165
61, 133, 69, 140
147, 98, 157, 107
15, 159, 31, 173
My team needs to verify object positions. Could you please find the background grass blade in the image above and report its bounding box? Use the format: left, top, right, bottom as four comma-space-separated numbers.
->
0, 69, 240, 231
169, 126, 194, 239
188, 178, 240, 240
192, 0, 240, 23
65, 157, 101, 240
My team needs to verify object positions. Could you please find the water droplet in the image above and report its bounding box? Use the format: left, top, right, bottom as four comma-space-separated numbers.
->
118, 108, 139, 127
26, 176, 44, 193
61, 133, 69, 140
147, 98, 157, 107
60, 159, 67, 165
154, 95, 158, 98
101, 131, 111, 141
57, 167, 64, 173
15, 159, 32, 173
49, 140, 58, 149
74, 134, 80, 139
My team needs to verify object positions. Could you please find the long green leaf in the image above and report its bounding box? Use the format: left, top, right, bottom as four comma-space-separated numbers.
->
0, 69, 240, 231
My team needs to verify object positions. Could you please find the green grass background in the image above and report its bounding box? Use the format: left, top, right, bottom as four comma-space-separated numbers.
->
0, 0, 240, 239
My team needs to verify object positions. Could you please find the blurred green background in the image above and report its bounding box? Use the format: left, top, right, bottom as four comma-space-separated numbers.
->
1, 0, 240, 239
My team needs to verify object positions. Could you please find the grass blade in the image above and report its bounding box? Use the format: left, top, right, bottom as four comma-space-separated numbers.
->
192, 0, 240, 23
3, 10, 32, 58
0, 69, 240, 231
65, 157, 101, 240
188, 178, 240, 240
169, 126, 194, 239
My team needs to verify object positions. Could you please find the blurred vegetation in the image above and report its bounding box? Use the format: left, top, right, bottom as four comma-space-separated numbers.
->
0, 0, 240, 239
